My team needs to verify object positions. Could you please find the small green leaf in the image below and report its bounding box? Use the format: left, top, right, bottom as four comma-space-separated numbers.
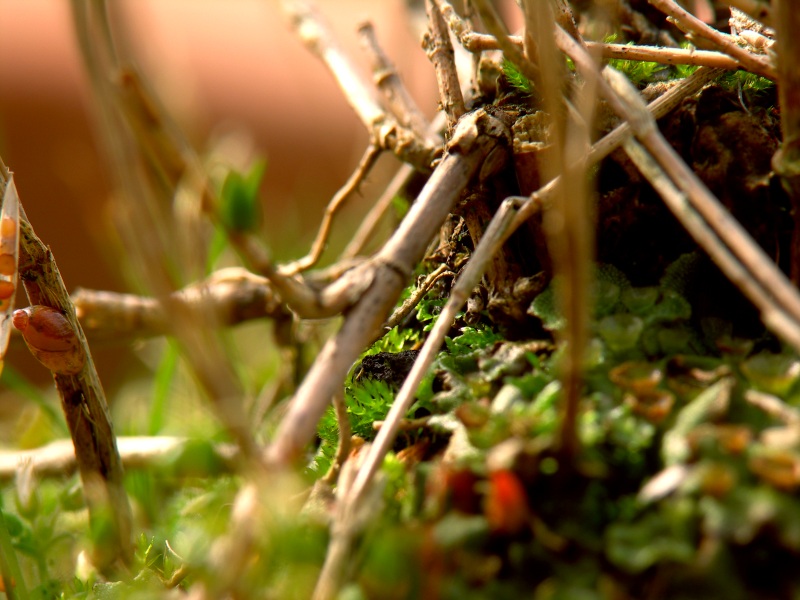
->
219, 159, 266, 232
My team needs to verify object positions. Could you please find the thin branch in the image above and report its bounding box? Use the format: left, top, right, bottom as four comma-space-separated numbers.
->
0, 169, 133, 570
279, 144, 382, 276
265, 108, 513, 466
383, 263, 453, 330
282, 0, 439, 171
456, 29, 742, 71
73, 268, 286, 341
586, 41, 742, 69
345, 195, 529, 525
552, 24, 800, 350
647, 0, 776, 80
0, 437, 239, 481
358, 21, 441, 147
771, 0, 800, 283
424, 0, 466, 132
341, 162, 416, 259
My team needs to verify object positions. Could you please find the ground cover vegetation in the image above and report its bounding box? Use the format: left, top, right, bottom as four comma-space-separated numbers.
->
3, 0, 800, 598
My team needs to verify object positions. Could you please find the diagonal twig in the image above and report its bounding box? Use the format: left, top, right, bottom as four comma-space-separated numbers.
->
265, 107, 513, 466
278, 143, 382, 276
358, 21, 441, 148
0, 165, 133, 572
648, 0, 776, 80
282, 0, 440, 171
424, 0, 466, 132
553, 24, 800, 350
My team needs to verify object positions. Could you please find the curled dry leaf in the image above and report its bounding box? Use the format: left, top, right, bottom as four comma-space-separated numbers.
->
13, 305, 85, 375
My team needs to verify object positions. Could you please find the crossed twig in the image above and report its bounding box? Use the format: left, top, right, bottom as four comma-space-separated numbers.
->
6, 0, 800, 594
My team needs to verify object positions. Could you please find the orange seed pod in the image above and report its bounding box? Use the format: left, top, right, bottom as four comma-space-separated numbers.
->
13, 306, 85, 375
0, 280, 14, 300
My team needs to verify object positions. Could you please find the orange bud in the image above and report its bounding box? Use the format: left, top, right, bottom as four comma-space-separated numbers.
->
13, 306, 85, 375
0, 253, 15, 277
485, 470, 529, 534
0, 280, 14, 300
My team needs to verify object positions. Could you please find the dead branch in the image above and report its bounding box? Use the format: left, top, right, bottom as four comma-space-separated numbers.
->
0, 165, 133, 570
346, 196, 529, 510
447, 22, 742, 71
770, 0, 800, 284
266, 107, 513, 466
0, 437, 239, 481
358, 21, 441, 147
73, 267, 286, 341
424, 0, 466, 132
384, 263, 453, 330
647, 0, 776, 80
278, 143, 382, 276
341, 162, 416, 259
282, 0, 440, 171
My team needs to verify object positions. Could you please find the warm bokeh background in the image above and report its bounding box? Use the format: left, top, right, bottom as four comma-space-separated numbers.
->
0, 0, 440, 388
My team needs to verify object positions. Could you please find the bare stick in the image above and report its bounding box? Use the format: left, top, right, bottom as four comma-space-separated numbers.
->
553, 25, 800, 345
0, 167, 133, 570
384, 263, 453, 330
279, 144, 382, 276
424, 0, 466, 132
0, 437, 239, 481
344, 195, 531, 520
341, 162, 415, 259
771, 0, 800, 284
648, 0, 776, 79
589, 42, 741, 69
73, 268, 286, 341
453, 26, 742, 71
358, 21, 441, 148
282, 0, 439, 170
621, 135, 800, 350
266, 108, 512, 466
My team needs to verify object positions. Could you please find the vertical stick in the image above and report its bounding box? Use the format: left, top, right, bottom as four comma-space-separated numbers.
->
0, 170, 132, 571
771, 0, 800, 284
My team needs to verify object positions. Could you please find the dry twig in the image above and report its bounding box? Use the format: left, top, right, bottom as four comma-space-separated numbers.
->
266, 107, 513, 466
770, 0, 800, 284
282, 0, 440, 171
0, 164, 133, 571
358, 21, 440, 148
73, 268, 286, 341
648, 0, 776, 79
424, 0, 466, 132
0, 437, 239, 481
278, 144, 383, 276
552, 25, 800, 351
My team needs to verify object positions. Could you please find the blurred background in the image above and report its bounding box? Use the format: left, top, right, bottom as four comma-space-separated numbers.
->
0, 0, 442, 391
